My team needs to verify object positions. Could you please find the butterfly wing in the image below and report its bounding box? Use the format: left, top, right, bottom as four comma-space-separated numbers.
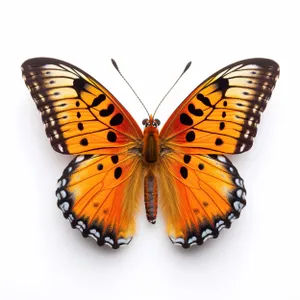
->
57, 153, 143, 248
158, 153, 246, 248
159, 58, 279, 247
22, 58, 144, 248
160, 58, 280, 155
22, 57, 143, 155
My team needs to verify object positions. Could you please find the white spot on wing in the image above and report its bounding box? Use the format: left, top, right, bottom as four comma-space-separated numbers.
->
234, 201, 244, 212
75, 156, 85, 163
216, 220, 226, 231
201, 229, 212, 238
235, 178, 243, 187
60, 190, 67, 198
76, 221, 86, 232
68, 214, 74, 222
104, 237, 114, 245
118, 237, 132, 245
216, 220, 224, 227
188, 236, 197, 244
59, 202, 69, 212
217, 155, 226, 163
236, 189, 243, 198
170, 237, 184, 244
90, 229, 100, 239
228, 213, 236, 222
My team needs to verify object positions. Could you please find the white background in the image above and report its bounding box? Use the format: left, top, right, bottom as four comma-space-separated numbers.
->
1, 0, 299, 299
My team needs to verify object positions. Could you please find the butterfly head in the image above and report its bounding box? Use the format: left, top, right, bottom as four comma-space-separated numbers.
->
142, 114, 161, 128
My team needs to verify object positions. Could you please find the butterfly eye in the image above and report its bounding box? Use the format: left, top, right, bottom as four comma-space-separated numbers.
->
142, 119, 148, 126
155, 119, 161, 126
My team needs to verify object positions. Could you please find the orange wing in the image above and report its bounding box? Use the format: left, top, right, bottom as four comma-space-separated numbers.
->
22, 58, 145, 248
158, 153, 246, 248
158, 58, 279, 248
57, 153, 143, 248
160, 58, 280, 155
21, 57, 143, 155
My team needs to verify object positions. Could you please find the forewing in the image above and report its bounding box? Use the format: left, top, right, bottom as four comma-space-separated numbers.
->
160, 58, 279, 154
22, 57, 143, 155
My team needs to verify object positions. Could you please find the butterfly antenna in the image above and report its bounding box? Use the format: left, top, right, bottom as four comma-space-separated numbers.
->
153, 61, 192, 118
111, 59, 150, 118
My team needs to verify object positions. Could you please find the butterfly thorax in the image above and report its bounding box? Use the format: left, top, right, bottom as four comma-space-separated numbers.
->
142, 115, 160, 164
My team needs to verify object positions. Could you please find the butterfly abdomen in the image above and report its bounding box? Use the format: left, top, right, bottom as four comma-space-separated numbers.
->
144, 170, 158, 224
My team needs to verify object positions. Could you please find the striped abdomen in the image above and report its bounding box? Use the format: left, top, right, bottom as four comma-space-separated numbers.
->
144, 171, 158, 224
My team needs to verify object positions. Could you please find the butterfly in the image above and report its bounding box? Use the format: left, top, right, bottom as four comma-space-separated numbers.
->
21, 57, 279, 249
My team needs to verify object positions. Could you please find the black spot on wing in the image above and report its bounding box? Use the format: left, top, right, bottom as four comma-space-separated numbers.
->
180, 166, 188, 179
91, 94, 106, 107
110, 113, 123, 126
100, 104, 114, 117
180, 113, 193, 126
80, 138, 88, 146
188, 103, 203, 116
186, 131, 195, 142
198, 163, 204, 170
197, 94, 212, 107
73, 78, 86, 93
184, 155, 191, 164
107, 131, 117, 142
111, 155, 119, 164
114, 167, 122, 179
216, 77, 229, 93
215, 138, 223, 146
78, 123, 84, 130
